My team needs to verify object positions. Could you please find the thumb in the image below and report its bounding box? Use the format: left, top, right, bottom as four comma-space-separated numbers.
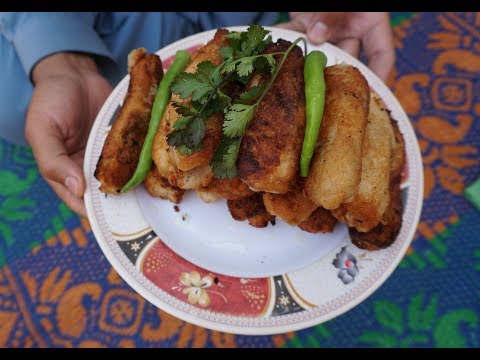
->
27, 120, 84, 197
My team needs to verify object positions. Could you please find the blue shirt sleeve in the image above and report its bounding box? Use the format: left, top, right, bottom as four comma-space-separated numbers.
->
0, 12, 113, 77
179, 12, 280, 30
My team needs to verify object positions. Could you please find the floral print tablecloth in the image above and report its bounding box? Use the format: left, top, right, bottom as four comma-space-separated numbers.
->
0, 12, 478, 347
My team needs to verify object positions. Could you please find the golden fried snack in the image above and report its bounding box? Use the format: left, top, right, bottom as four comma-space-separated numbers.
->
171, 30, 229, 172
95, 48, 163, 194
263, 179, 317, 226
298, 207, 338, 233
331, 93, 395, 232
227, 193, 275, 228
305, 64, 370, 209
144, 165, 185, 204
152, 30, 229, 191
196, 177, 254, 203
349, 117, 405, 250
237, 39, 306, 194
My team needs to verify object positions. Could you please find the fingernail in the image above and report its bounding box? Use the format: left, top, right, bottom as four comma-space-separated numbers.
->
65, 176, 79, 195
310, 22, 328, 41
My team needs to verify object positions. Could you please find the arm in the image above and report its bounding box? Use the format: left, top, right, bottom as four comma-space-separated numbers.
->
1, 12, 114, 217
0, 12, 113, 78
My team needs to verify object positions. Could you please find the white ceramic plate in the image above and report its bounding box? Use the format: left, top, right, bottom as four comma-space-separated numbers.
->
84, 26, 423, 335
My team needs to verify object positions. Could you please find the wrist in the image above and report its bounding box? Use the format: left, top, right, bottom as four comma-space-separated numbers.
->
32, 52, 99, 85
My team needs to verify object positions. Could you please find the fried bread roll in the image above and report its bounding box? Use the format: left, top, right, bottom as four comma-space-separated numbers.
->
305, 64, 370, 209
95, 48, 163, 193
152, 30, 228, 191
227, 193, 275, 228
298, 207, 337, 233
349, 117, 405, 250
263, 179, 317, 226
331, 93, 395, 232
237, 39, 306, 194
144, 165, 185, 204
196, 177, 254, 203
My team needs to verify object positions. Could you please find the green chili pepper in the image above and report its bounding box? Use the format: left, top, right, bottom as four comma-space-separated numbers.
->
121, 50, 191, 193
300, 50, 328, 177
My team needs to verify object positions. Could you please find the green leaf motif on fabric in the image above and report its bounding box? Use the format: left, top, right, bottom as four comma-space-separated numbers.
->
374, 300, 404, 335
358, 332, 398, 348
283, 324, 332, 348
0, 198, 35, 221
0, 197, 36, 247
358, 293, 478, 348
0, 165, 38, 247
433, 309, 478, 348
0, 223, 13, 247
408, 293, 438, 332
474, 249, 480, 272
13, 146, 36, 165
0, 168, 38, 196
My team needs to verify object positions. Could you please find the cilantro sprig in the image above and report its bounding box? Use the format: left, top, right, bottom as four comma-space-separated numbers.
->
211, 37, 304, 179
166, 25, 305, 177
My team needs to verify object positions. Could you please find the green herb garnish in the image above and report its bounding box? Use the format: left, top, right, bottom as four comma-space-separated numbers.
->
167, 25, 305, 178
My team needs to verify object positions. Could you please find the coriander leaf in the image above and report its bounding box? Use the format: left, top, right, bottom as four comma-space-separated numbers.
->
232, 72, 254, 85
236, 57, 254, 77
172, 116, 194, 129
242, 25, 271, 56
171, 72, 213, 103
196, 61, 216, 75
264, 54, 277, 73
177, 144, 201, 155
189, 100, 204, 112
167, 116, 206, 150
246, 25, 270, 45
221, 60, 237, 75
220, 46, 233, 61
252, 55, 275, 75
171, 61, 218, 104
223, 104, 256, 138
256, 35, 273, 53
172, 102, 199, 116
209, 66, 222, 87
196, 61, 222, 87
204, 92, 231, 116
238, 86, 264, 104
210, 138, 242, 179
225, 32, 241, 40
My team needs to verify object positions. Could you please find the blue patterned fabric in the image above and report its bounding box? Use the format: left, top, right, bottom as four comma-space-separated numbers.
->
0, 12, 478, 348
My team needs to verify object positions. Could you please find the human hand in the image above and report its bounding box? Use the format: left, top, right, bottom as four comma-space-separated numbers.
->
26, 53, 112, 217
277, 12, 395, 81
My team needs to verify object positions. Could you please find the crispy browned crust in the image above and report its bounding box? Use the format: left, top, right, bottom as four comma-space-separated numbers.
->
227, 193, 275, 228
95, 48, 163, 194
305, 64, 370, 209
144, 165, 185, 204
237, 39, 306, 194
263, 179, 317, 226
172, 29, 229, 172
349, 118, 405, 250
331, 92, 394, 232
152, 30, 229, 190
197, 177, 254, 203
176, 113, 223, 171
298, 207, 338, 233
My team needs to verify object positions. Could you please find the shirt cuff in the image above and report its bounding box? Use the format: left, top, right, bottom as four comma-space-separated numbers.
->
13, 14, 113, 78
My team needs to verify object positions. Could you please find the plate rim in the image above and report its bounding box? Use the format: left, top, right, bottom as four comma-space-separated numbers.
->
84, 26, 424, 335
